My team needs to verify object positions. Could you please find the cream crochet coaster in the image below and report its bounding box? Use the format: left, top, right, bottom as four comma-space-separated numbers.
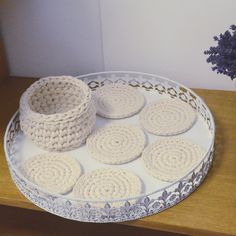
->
139, 99, 196, 135
20, 153, 82, 194
86, 123, 146, 164
94, 84, 145, 119
142, 138, 205, 182
73, 168, 142, 201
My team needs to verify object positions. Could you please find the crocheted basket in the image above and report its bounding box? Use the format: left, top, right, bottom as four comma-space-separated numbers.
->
19, 76, 96, 151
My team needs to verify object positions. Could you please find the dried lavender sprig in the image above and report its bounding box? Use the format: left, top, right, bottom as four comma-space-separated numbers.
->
204, 25, 236, 80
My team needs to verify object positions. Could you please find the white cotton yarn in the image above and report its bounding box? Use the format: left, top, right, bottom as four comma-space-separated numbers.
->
142, 138, 205, 182
19, 76, 96, 151
139, 99, 196, 135
73, 168, 142, 201
19, 77, 203, 200
20, 153, 82, 194
94, 84, 145, 119
86, 123, 146, 164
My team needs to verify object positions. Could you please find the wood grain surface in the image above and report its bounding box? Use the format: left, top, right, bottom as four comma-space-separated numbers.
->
0, 77, 235, 236
0, 205, 184, 236
0, 38, 9, 84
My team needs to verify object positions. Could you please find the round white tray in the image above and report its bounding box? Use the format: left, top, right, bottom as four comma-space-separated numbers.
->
4, 71, 215, 223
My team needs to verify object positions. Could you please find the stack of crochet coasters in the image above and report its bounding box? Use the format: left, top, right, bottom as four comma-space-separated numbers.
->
94, 84, 145, 119
19, 81, 203, 201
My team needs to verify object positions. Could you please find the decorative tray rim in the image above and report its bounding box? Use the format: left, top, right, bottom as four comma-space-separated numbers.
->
4, 71, 215, 204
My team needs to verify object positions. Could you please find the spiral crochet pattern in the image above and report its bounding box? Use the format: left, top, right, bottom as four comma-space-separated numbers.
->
142, 138, 205, 182
73, 168, 142, 201
139, 99, 196, 135
20, 76, 96, 151
94, 84, 145, 119
86, 123, 146, 164
20, 153, 82, 194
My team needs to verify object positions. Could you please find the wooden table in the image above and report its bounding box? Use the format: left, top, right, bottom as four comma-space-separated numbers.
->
0, 78, 236, 236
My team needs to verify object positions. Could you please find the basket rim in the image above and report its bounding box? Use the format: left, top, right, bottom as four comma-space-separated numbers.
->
19, 76, 92, 122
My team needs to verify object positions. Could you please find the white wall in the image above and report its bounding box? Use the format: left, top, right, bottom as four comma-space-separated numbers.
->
100, 0, 236, 90
0, 0, 236, 90
0, 0, 104, 77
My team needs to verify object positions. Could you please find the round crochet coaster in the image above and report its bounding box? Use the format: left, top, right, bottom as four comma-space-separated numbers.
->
142, 138, 205, 182
20, 153, 82, 194
139, 99, 196, 135
73, 168, 142, 201
86, 123, 146, 164
94, 84, 145, 119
